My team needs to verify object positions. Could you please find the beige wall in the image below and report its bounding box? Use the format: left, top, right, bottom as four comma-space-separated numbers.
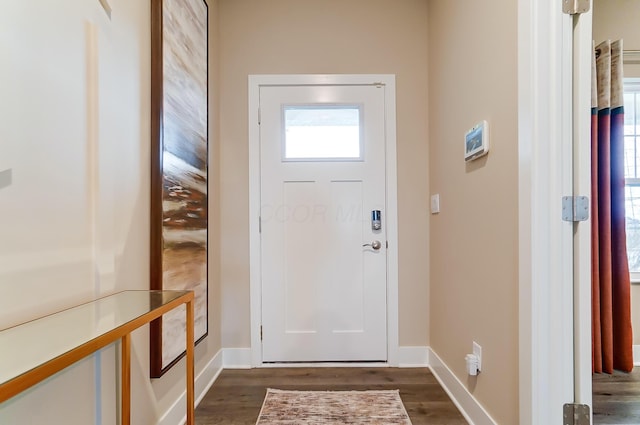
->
208, 0, 223, 366
593, 0, 640, 78
0, 1, 221, 423
218, 0, 430, 348
593, 0, 640, 344
427, 1, 519, 424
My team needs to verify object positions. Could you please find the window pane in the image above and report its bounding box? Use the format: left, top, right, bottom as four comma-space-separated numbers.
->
637, 92, 640, 136
626, 185, 640, 273
623, 89, 640, 180
624, 92, 635, 136
625, 80, 640, 278
284, 106, 362, 160
624, 136, 638, 179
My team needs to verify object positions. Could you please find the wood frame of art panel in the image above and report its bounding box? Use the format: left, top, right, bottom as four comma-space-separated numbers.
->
150, 0, 209, 378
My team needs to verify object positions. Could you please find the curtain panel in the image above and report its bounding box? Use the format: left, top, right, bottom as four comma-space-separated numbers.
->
591, 39, 633, 374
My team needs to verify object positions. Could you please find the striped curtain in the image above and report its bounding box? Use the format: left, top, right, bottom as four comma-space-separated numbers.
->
591, 39, 633, 374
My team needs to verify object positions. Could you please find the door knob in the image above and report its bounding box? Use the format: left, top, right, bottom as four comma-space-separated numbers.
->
363, 240, 382, 250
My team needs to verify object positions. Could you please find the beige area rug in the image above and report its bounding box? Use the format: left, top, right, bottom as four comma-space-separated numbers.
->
255, 389, 413, 424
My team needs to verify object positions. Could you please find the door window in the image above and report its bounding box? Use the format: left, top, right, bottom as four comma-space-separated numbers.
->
282, 105, 363, 161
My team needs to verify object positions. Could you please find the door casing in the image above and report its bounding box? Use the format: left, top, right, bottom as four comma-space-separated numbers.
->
248, 74, 399, 367
518, 0, 593, 423
572, 6, 594, 414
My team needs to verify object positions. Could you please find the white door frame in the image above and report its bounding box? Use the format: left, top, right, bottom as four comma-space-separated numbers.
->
518, 0, 590, 423
248, 74, 399, 367
572, 7, 594, 412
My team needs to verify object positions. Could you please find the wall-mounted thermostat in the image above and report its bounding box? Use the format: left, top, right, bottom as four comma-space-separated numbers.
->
464, 120, 489, 162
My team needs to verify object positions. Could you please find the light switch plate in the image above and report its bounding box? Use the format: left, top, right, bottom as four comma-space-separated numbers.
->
0, 169, 12, 190
430, 194, 440, 214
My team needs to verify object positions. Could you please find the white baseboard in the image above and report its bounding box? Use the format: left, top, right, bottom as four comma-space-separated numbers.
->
231, 346, 428, 368
634, 345, 640, 366
157, 348, 224, 425
223, 348, 253, 369
398, 346, 429, 367
428, 347, 497, 425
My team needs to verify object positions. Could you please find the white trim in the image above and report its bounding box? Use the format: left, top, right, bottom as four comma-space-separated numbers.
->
221, 346, 425, 369
248, 74, 399, 367
259, 362, 390, 368
384, 77, 400, 367
157, 349, 224, 425
625, 78, 640, 90
248, 75, 262, 368
518, 1, 576, 424
572, 9, 594, 410
223, 348, 253, 369
634, 345, 640, 366
397, 346, 429, 368
428, 348, 497, 425
517, 2, 535, 419
625, 52, 640, 65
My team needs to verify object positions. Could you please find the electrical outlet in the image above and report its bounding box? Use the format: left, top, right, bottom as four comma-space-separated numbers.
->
473, 341, 482, 372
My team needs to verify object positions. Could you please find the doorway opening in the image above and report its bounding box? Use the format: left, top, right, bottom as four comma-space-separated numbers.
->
591, 1, 640, 422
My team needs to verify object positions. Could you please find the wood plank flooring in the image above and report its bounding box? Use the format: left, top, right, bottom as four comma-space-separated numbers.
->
593, 368, 640, 424
195, 367, 467, 424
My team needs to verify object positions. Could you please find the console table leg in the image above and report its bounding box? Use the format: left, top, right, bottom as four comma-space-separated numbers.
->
122, 333, 131, 425
186, 299, 195, 425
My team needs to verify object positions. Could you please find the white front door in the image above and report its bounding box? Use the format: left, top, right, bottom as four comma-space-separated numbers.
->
259, 83, 388, 362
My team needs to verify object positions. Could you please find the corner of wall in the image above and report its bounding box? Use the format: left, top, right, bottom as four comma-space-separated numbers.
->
428, 348, 498, 425
398, 346, 430, 368
157, 349, 224, 425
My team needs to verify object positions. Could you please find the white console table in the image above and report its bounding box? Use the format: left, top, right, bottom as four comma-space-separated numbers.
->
0, 290, 195, 425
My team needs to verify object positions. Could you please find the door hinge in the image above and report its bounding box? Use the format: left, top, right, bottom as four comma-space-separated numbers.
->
562, 196, 589, 222
563, 404, 590, 425
260, 325, 263, 341
562, 0, 590, 15
258, 107, 261, 125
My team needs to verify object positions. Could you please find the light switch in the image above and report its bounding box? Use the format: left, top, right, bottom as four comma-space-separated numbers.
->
430, 194, 440, 214
0, 169, 12, 190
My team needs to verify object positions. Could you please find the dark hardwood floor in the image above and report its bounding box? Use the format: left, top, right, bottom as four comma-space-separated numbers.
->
195, 367, 467, 424
594, 368, 640, 424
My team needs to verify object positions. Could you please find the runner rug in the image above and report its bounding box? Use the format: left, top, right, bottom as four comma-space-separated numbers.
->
255, 389, 413, 424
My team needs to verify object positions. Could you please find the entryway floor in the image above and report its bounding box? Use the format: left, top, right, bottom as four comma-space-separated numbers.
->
195, 367, 467, 425
594, 367, 640, 424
